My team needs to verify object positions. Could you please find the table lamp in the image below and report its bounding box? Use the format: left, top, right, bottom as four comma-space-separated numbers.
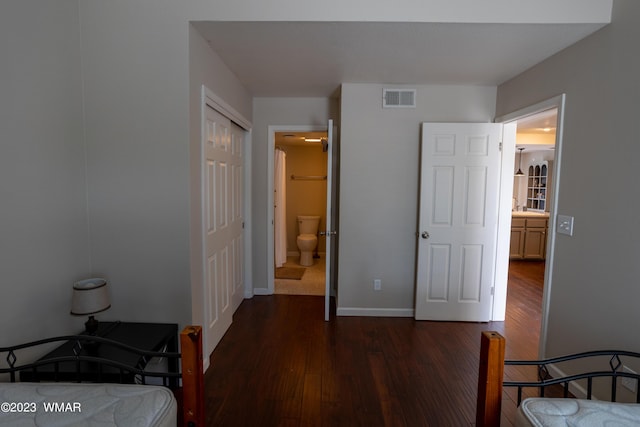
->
70, 278, 111, 335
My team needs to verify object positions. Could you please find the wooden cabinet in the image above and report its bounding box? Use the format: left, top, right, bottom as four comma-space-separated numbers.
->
509, 218, 526, 258
523, 218, 547, 259
510, 217, 548, 260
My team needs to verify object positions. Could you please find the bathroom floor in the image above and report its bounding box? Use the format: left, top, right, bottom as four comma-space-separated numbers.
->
274, 255, 325, 296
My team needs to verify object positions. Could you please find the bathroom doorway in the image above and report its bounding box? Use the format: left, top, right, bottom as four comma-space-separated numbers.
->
273, 130, 328, 296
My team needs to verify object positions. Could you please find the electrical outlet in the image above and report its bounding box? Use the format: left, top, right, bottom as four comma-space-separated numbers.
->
622, 366, 637, 393
374, 279, 381, 291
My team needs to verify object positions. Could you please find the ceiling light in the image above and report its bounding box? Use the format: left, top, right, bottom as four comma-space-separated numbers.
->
543, 127, 552, 132
515, 147, 525, 176
304, 138, 322, 143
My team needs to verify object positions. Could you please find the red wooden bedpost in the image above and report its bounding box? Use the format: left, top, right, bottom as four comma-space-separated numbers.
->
181, 326, 204, 427
476, 331, 505, 427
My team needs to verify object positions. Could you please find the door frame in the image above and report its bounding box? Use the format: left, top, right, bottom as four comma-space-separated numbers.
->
266, 124, 328, 295
495, 94, 566, 358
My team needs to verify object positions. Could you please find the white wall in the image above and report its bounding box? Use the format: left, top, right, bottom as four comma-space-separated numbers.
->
497, 0, 640, 359
78, 2, 195, 325
338, 83, 497, 315
0, 1, 257, 345
0, 0, 91, 344
188, 25, 253, 328
78, 2, 257, 327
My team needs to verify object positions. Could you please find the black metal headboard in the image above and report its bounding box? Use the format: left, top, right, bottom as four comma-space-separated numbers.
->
1, 334, 181, 387
505, 350, 640, 404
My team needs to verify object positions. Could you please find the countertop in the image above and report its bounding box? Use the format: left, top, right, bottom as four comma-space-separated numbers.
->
512, 211, 549, 218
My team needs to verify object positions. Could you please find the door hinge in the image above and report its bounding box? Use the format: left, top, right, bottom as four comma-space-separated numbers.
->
498, 142, 503, 151
490, 286, 495, 296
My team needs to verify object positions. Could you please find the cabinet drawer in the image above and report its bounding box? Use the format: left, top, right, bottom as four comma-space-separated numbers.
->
526, 218, 547, 228
511, 218, 526, 228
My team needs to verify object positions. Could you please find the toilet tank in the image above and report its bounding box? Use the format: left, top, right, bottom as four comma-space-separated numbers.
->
297, 216, 320, 235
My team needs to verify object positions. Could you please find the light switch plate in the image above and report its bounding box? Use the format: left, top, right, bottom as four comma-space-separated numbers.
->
557, 214, 574, 236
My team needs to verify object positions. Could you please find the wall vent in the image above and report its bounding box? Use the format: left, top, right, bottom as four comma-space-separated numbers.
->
382, 89, 416, 108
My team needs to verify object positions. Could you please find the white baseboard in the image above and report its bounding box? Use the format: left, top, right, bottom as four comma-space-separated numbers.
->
547, 363, 591, 399
253, 287, 272, 296
336, 307, 415, 317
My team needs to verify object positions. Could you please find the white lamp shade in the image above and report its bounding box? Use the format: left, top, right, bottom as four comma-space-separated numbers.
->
70, 278, 111, 315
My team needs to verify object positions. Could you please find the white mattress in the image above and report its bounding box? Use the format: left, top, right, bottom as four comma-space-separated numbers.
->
516, 397, 640, 427
0, 383, 176, 427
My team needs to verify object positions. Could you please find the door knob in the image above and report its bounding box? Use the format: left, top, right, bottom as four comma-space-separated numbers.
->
421, 231, 430, 239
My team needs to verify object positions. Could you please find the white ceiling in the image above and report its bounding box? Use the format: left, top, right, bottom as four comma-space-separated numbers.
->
516, 108, 558, 152
517, 109, 558, 134
192, 21, 608, 97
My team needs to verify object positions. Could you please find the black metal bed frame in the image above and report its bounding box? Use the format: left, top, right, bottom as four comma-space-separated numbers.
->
0, 334, 181, 387
476, 332, 640, 427
504, 350, 640, 405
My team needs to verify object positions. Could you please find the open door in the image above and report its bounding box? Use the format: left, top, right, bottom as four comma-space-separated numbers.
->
415, 122, 503, 321
321, 119, 335, 321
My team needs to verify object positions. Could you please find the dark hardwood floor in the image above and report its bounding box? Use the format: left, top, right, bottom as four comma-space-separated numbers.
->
204, 261, 545, 426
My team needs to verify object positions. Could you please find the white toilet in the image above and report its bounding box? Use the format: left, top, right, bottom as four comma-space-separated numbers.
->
296, 215, 320, 266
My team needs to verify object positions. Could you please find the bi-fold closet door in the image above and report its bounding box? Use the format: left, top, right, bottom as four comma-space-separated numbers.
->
203, 105, 245, 357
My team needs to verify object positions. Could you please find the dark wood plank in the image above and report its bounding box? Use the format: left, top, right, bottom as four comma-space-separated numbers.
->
301, 373, 322, 427
477, 331, 505, 427
204, 260, 545, 426
179, 325, 204, 427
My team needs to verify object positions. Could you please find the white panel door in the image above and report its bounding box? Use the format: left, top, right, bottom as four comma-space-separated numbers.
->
415, 123, 502, 321
203, 106, 238, 356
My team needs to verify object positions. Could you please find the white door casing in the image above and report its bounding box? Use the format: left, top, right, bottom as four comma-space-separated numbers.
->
415, 122, 502, 322
323, 120, 334, 321
230, 123, 245, 313
495, 94, 566, 357
203, 106, 242, 357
